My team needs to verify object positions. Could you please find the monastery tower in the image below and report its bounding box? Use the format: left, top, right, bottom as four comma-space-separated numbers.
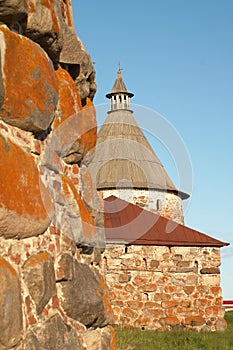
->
89, 70, 189, 224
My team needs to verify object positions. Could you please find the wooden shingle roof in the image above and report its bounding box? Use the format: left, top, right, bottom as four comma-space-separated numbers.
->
90, 109, 188, 198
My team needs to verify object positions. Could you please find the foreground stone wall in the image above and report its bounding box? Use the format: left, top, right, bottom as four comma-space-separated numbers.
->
102, 244, 226, 332
0, 2, 115, 349
101, 188, 184, 224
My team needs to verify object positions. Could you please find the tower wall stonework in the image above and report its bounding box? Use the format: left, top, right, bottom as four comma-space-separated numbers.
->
101, 188, 184, 224
102, 244, 227, 331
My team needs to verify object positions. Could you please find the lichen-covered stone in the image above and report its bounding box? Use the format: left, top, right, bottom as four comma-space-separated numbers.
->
0, 1, 114, 348
60, 259, 108, 327
25, 0, 64, 62
0, 135, 53, 239
79, 166, 104, 234
61, 175, 98, 247
61, 0, 73, 27
24, 314, 82, 349
54, 67, 97, 166
0, 0, 28, 24
0, 25, 58, 134
23, 252, 56, 314
0, 258, 23, 349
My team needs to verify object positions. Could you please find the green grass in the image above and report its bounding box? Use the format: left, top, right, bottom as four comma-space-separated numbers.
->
116, 312, 233, 350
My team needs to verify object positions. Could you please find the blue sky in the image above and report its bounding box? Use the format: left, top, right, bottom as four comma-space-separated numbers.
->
72, 1, 233, 299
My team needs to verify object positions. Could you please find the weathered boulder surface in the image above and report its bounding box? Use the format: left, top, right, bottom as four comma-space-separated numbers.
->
60, 259, 108, 327
61, 175, 100, 248
0, 0, 28, 24
83, 326, 116, 350
25, 0, 64, 62
24, 314, 82, 350
56, 253, 73, 282
54, 67, 97, 165
0, 258, 23, 349
23, 252, 56, 314
0, 135, 53, 239
0, 25, 58, 134
59, 24, 96, 103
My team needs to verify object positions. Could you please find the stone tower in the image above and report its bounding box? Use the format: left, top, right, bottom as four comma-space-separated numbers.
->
89, 70, 189, 224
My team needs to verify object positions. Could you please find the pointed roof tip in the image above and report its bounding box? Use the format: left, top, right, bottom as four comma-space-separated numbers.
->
111, 69, 128, 93
106, 68, 134, 98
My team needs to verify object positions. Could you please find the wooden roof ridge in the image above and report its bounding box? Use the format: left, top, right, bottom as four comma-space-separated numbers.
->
104, 196, 229, 247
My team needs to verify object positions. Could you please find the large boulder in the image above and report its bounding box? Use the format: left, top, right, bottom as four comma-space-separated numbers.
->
54, 67, 97, 166
24, 314, 82, 349
59, 259, 109, 327
25, 0, 64, 62
0, 134, 53, 239
23, 252, 56, 314
0, 258, 23, 349
0, 25, 58, 134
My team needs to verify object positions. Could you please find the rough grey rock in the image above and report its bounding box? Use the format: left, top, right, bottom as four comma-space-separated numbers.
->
24, 314, 82, 350
60, 260, 107, 327
59, 25, 96, 104
83, 327, 115, 350
56, 253, 73, 282
23, 252, 56, 314
24, 0, 64, 62
0, 258, 23, 349
0, 0, 27, 24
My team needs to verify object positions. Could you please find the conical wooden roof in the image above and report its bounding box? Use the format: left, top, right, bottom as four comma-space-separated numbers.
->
90, 109, 188, 198
89, 71, 189, 199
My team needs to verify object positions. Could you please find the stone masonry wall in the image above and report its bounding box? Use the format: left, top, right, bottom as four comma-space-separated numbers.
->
0, 2, 116, 349
102, 244, 227, 332
101, 188, 184, 224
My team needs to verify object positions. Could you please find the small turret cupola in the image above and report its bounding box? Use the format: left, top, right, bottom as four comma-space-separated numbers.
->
106, 68, 134, 111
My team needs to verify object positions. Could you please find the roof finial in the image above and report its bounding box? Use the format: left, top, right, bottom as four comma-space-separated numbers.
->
118, 62, 122, 77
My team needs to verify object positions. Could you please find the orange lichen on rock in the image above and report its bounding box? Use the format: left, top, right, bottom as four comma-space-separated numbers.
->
0, 257, 17, 276
54, 67, 97, 165
54, 67, 82, 127
0, 25, 58, 134
61, 0, 73, 27
40, 0, 60, 34
25, 252, 49, 265
0, 134, 53, 238
62, 175, 96, 239
79, 98, 97, 162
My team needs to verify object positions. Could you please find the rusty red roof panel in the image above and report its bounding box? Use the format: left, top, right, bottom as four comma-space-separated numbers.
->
104, 196, 229, 247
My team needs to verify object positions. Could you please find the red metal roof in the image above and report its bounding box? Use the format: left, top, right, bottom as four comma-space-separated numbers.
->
104, 196, 229, 247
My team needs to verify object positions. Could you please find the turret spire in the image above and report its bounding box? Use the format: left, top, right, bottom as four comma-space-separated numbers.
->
106, 68, 134, 111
